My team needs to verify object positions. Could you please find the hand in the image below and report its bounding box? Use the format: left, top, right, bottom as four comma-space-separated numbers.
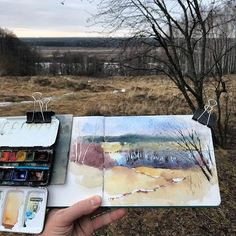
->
36, 195, 127, 236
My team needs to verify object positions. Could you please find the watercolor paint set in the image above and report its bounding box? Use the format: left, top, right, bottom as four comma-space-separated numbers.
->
0, 149, 53, 186
0, 116, 60, 187
0, 186, 48, 234
0, 114, 60, 234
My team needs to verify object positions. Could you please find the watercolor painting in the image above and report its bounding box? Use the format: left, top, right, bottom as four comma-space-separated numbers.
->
103, 115, 220, 206
48, 115, 220, 207
48, 116, 104, 207
69, 116, 104, 189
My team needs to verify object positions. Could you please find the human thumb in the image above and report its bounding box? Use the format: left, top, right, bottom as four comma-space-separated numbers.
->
55, 195, 102, 226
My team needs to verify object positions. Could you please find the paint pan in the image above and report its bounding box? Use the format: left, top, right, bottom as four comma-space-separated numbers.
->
24, 191, 44, 227
11, 170, 28, 181
0, 170, 4, 180
9, 152, 17, 162
25, 152, 35, 162
2, 191, 24, 229
28, 170, 46, 182
34, 151, 49, 162
3, 170, 13, 180
0, 152, 10, 162
16, 151, 26, 162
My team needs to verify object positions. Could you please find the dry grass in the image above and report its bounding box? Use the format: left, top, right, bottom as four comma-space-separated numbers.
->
1, 75, 235, 118
0, 75, 235, 236
0, 75, 189, 117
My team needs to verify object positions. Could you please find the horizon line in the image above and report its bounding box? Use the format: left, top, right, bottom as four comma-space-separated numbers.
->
19, 36, 129, 39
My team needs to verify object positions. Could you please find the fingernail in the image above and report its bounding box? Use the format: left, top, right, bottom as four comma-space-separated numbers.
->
90, 196, 101, 206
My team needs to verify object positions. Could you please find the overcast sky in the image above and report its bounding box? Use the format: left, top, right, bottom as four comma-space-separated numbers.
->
0, 0, 106, 37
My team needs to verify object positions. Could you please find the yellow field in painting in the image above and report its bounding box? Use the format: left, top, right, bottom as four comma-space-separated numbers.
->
104, 166, 218, 206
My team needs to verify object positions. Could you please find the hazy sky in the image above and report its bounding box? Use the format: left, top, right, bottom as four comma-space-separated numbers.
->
0, 0, 104, 37
0, 0, 218, 38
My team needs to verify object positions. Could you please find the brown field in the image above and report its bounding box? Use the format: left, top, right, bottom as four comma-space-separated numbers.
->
104, 166, 216, 207
37, 46, 118, 58
0, 75, 196, 117
0, 75, 235, 235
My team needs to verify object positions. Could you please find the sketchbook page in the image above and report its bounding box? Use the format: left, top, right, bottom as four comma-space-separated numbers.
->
102, 115, 220, 207
48, 116, 104, 207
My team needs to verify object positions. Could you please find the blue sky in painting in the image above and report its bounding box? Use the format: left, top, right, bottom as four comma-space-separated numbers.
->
72, 116, 104, 137
70, 115, 213, 151
104, 115, 213, 150
104, 115, 198, 136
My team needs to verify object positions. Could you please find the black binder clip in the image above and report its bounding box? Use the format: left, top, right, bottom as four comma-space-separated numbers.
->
192, 99, 217, 128
27, 92, 55, 123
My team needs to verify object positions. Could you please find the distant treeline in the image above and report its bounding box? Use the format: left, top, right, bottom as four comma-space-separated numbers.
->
83, 134, 178, 143
3, 32, 236, 77
21, 37, 127, 48
0, 31, 163, 77
0, 28, 39, 76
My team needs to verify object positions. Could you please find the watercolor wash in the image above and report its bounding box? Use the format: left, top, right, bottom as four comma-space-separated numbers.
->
0, 187, 48, 234
48, 115, 220, 207
48, 116, 104, 207
103, 116, 220, 206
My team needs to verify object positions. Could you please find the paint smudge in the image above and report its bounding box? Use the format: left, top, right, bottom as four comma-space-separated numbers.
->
2, 191, 23, 229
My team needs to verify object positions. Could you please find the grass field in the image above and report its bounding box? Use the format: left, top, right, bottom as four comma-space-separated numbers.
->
0, 75, 199, 117
0, 75, 235, 235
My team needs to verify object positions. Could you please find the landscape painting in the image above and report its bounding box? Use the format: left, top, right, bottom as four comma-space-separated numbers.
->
69, 116, 104, 190
103, 115, 220, 207
48, 115, 220, 207
48, 116, 104, 207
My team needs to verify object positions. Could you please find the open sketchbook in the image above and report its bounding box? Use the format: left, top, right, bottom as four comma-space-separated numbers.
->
48, 115, 221, 207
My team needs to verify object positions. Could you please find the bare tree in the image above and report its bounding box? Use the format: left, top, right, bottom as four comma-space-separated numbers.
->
176, 130, 213, 182
206, 3, 236, 147
94, 0, 236, 146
